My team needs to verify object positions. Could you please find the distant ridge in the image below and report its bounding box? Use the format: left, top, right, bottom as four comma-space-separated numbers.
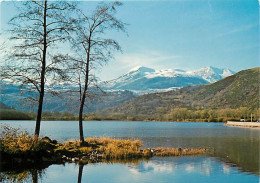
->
102, 66, 235, 94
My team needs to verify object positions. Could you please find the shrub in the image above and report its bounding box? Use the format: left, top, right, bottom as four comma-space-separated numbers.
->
0, 125, 34, 153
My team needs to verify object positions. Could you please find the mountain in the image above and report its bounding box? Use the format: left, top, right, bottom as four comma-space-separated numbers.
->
0, 82, 136, 114
0, 66, 237, 114
102, 66, 235, 94
0, 102, 12, 110
187, 66, 235, 82
99, 67, 259, 119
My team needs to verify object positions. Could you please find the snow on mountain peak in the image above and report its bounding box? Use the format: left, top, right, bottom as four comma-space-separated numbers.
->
145, 68, 185, 79
221, 68, 235, 78
187, 66, 235, 83
102, 66, 236, 93
127, 66, 155, 74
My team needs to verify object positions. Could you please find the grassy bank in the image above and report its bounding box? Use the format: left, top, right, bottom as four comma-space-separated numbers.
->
0, 126, 207, 169
2, 107, 258, 122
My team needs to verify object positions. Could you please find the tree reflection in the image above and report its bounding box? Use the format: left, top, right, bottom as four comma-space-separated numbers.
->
31, 169, 38, 183
78, 164, 84, 183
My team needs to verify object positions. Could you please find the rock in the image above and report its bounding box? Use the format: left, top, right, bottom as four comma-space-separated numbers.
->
51, 140, 58, 144
41, 136, 52, 143
72, 157, 79, 162
81, 156, 88, 160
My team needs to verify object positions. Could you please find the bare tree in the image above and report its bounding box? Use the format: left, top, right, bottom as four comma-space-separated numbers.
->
1, 0, 76, 139
68, 2, 126, 145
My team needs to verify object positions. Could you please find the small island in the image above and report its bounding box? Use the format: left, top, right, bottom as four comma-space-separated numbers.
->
0, 126, 207, 170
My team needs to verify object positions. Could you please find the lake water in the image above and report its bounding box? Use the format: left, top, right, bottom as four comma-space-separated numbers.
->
1, 120, 260, 182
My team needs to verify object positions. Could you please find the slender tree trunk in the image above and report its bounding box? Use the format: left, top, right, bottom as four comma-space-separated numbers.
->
34, 0, 47, 138
35, 92, 44, 137
78, 74, 89, 145
79, 91, 86, 144
77, 164, 84, 183
78, 40, 91, 145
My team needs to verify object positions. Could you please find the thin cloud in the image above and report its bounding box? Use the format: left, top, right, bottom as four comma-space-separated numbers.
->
217, 24, 258, 37
115, 51, 181, 70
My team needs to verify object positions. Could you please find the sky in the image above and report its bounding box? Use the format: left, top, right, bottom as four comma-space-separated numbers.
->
0, 0, 259, 81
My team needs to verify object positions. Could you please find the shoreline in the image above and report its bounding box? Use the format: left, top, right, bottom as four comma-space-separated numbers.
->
226, 121, 260, 128
0, 119, 225, 123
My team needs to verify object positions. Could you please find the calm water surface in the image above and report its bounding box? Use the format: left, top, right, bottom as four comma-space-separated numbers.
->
1, 120, 259, 182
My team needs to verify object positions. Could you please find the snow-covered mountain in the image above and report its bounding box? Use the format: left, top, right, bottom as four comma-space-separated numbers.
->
102, 66, 235, 94
187, 66, 235, 83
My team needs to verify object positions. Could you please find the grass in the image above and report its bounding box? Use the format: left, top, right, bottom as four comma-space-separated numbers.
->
153, 147, 207, 156
55, 137, 143, 159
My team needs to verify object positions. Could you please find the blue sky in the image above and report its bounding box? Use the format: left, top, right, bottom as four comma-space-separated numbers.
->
0, 0, 259, 80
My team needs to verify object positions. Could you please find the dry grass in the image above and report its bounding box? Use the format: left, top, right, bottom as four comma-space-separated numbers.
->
50, 137, 143, 160
0, 125, 56, 154
96, 137, 143, 159
153, 147, 207, 156
56, 137, 143, 159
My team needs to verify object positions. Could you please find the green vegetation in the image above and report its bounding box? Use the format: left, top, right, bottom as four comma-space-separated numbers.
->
87, 107, 259, 122
0, 109, 33, 120
0, 102, 33, 120
164, 107, 259, 122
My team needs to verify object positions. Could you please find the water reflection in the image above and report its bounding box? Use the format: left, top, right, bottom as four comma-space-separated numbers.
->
1, 121, 259, 176
1, 157, 259, 183
127, 157, 215, 176
141, 136, 260, 175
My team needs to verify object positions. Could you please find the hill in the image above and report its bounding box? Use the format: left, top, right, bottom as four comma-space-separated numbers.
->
99, 68, 259, 121
0, 102, 32, 120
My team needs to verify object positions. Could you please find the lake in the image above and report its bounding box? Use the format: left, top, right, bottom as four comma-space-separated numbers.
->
0, 120, 259, 182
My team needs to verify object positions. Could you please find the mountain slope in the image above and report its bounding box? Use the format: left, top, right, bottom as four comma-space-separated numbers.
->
0, 102, 12, 110
0, 84, 136, 114
100, 67, 259, 118
102, 66, 235, 93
